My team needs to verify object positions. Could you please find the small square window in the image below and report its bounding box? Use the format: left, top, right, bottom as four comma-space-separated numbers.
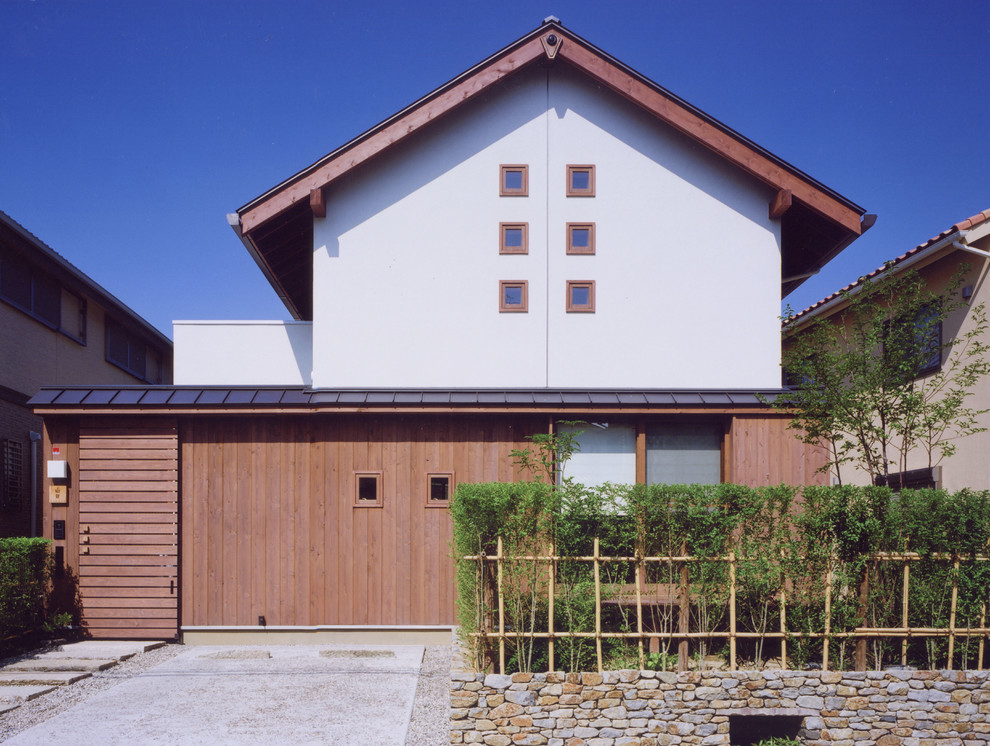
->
566, 223, 596, 255
500, 165, 528, 196
354, 471, 382, 507
426, 473, 453, 508
566, 281, 595, 312
500, 281, 528, 313
566, 165, 595, 196
500, 223, 529, 254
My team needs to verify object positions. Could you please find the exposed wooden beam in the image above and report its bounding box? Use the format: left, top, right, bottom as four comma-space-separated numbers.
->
556, 43, 863, 235
240, 37, 547, 235
769, 189, 793, 220
310, 188, 326, 218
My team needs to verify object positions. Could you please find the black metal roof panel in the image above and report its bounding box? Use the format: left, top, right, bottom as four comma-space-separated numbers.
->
30, 387, 785, 410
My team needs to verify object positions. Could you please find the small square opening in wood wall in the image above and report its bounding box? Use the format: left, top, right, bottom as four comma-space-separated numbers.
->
354, 471, 383, 508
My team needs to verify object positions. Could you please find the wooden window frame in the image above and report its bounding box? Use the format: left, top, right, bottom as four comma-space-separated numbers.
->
499, 280, 528, 313
566, 280, 596, 313
499, 223, 529, 254
499, 164, 528, 196
566, 164, 595, 196
566, 223, 596, 255
425, 472, 454, 508
353, 471, 383, 508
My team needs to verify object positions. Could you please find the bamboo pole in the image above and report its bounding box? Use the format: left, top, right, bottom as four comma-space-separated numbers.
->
497, 536, 505, 675
635, 547, 645, 670
948, 557, 959, 670
901, 558, 910, 667
855, 561, 870, 671
548, 539, 555, 673
729, 550, 737, 671
980, 604, 987, 671
780, 585, 787, 670
594, 537, 603, 673
678, 541, 689, 672
823, 564, 832, 671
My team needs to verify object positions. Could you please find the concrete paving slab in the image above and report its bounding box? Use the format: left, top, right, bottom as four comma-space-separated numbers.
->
0, 671, 91, 686
0, 684, 56, 701
6, 658, 117, 673
49, 640, 165, 660
4, 644, 423, 746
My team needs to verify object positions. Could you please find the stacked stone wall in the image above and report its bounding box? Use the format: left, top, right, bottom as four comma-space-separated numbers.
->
450, 669, 990, 746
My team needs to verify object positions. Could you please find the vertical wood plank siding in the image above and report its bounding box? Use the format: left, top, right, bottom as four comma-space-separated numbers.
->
179, 414, 543, 627
728, 415, 828, 486
76, 419, 179, 639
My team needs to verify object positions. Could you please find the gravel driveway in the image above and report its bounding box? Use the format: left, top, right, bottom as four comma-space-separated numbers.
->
0, 644, 450, 745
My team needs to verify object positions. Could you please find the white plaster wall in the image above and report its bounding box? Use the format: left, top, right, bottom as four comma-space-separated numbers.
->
546, 67, 780, 388
308, 65, 781, 389
173, 321, 312, 385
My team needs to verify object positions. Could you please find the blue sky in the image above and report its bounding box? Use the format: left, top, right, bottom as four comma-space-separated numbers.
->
2, 0, 988, 338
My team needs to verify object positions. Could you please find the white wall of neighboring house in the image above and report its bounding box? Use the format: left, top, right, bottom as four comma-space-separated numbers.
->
173, 320, 312, 386
307, 66, 781, 390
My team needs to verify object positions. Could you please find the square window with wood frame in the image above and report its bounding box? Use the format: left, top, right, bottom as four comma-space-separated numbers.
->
566, 280, 595, 312
566, 223, 595, 254
566, 165, 595, 196
499, 165, 528, 196
499, 223, 529, 254
354, 471, 382, 507
499, 280, 528, 312
425, 473, 453, 508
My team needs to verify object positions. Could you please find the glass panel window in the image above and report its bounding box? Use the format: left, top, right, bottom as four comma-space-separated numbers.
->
354, 472, 382, 507
426, 473, 453, 507
558, 423, 636, 488
566, 165, 595, 196
567, 223, 595, 254
0, 253, 32, 310
566, 281, 595, 312
499, 223, 529, 254
500, 164, 528, 196
499, 280, 528, 313
646, 423, 722, 485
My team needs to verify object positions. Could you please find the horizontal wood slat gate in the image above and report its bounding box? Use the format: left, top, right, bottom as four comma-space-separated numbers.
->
78, 421, 178, 638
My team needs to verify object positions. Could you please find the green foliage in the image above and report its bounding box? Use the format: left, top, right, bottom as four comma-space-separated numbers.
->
0, 537, 54, 644
454, 479, 990, 673
778, 263, 990, 485
754, 739, 802, 746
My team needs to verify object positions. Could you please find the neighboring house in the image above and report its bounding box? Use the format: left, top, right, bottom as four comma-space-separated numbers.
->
32, 20, 871, 641
0, 210, 172, 539
786, 208, 990, 492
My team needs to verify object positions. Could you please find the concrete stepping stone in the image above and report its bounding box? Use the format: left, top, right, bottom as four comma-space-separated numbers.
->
0, 671, 91, 686
43, 640, 164, 661
7, 658, 117, 673
0, 684, 56, 701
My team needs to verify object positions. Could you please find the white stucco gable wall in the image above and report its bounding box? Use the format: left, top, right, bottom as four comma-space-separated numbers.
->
309, 65, 782, 390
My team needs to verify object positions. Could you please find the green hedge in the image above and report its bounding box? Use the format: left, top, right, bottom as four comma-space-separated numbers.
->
0, 537, 53, 642
452, 482, 990, 672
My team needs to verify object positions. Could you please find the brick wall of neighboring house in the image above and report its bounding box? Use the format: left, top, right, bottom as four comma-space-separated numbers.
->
451, 669, 990, 745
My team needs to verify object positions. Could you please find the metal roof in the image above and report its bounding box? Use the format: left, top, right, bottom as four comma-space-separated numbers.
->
29, 387, 788, 409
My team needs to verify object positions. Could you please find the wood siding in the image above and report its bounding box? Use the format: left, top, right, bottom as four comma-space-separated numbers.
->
729, 414, 829, 486
179, 414, 542, 628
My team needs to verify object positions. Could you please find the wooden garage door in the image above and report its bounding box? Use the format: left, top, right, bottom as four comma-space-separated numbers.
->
78, 421, 178, 639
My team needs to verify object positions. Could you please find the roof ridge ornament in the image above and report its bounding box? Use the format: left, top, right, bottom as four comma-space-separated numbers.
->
540, 31, 563, 59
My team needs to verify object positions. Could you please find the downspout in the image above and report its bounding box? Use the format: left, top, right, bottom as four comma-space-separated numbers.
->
29, 430, 41, 537
953, 240, 990, 260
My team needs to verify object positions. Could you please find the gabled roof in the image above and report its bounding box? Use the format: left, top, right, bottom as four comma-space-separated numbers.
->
0, 209, 172, 349
231, 18, 870, 320
787, 208, 990, 326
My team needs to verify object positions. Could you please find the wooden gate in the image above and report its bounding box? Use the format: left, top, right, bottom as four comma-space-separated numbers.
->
78, 420, 178, 639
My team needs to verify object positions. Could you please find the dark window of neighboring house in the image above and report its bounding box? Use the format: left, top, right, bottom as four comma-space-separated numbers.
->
0, 251, 59, 327
1, 439, 24, 511
874, 467, 937, 491
106, 319, 160, 382
885, 303, 941, 379
646, 422, 723, 485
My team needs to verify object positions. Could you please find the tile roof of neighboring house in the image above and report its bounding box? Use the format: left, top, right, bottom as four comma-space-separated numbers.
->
787, 208, 990, 325
0, 209, 172, 348
230, 18, 870, 319
30, 387, 788, 411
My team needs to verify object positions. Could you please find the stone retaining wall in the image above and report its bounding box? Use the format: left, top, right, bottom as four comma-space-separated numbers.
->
450, 669, 990, 746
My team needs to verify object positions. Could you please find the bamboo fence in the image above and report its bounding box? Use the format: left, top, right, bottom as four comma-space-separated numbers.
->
465, 539, 990, 674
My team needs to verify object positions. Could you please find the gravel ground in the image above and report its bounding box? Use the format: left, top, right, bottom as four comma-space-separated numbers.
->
0, 642, 451, 744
